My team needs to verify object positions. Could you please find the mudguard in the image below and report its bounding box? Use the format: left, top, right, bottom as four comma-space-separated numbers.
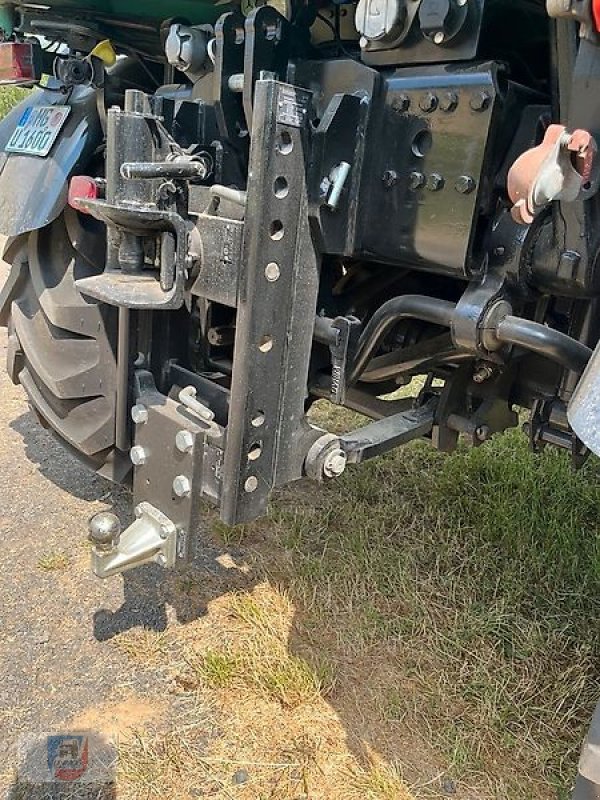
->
0, 83, 101, 238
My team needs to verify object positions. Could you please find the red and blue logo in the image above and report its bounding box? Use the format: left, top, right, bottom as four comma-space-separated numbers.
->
47, 735, 89, 782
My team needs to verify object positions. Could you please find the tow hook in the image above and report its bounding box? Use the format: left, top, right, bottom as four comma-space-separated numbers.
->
88, 503, 179, 579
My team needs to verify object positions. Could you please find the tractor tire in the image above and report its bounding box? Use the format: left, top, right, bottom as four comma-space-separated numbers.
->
2, 208, 121, 476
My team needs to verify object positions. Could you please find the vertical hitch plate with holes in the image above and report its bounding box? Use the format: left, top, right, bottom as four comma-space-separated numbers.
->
220, 79, 323, 526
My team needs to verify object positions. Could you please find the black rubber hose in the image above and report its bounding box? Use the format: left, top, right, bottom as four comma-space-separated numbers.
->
347, 296, 456, 386
495, 316, 592, 373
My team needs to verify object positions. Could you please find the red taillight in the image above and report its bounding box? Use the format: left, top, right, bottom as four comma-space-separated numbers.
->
68, 176, 100, 213
0, 41, 41, 86
594, 0, 600, 32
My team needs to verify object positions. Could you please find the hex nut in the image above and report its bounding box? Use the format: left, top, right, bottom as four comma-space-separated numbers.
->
419, 92, 438, 113
323, 448, 347, 478
426, 173, 445, 192
439, 91, 458, 112
131, 404, 148, 424
409, 171, 426, 191
176, 429, 195, 454
455, 175, 476, 195
470, 90, 491, 112
130, 445, 147, 466
173, 475, 191, 498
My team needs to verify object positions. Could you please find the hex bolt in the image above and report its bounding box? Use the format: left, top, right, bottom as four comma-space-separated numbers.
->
473, 364, 494, 384
470, 91, 491, 112
439, 91, 458, 112
392, 94, 410, 113
382, 169, 398, 189
131, 404, 148, 424
88, 512, 121, 551
323, 448, 347, 478
173, 475, 191, 498
426, 173, 445, 192
419, 92, 438, 113
409, 171, 426, 191
455, 175, 476, 195
130, 445, 147, 466
176, 429, 195, 454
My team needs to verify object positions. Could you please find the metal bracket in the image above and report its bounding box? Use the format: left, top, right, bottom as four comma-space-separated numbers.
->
220, 79, 322, 525
89, 502, 178, 579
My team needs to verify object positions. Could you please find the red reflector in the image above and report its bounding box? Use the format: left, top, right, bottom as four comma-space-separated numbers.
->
0, 41, 41, 86
68, 176, 99, 213
594, 0, 600, 32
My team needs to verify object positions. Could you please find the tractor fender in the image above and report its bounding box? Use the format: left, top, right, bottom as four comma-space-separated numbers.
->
0, 84, 101, 238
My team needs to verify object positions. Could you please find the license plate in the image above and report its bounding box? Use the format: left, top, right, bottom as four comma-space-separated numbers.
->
5, 105, 71, 157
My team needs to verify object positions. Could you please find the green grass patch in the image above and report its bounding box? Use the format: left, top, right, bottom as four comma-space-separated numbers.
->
0, 86, 30, 120
259, 416, 600, 797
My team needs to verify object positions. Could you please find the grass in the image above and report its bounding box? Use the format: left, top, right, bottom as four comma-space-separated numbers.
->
0, 87, 29, 120
37, 551, 70, 572
109, 407, 599, 799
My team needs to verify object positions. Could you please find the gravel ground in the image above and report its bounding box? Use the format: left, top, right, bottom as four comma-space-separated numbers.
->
0, 260, 201, 797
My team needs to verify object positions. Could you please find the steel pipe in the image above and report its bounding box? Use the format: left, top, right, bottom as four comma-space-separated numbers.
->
348, 295, 456, 385
495, 315, 592, 373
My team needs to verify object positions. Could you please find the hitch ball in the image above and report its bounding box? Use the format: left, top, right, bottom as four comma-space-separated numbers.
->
88, 512, 121, 552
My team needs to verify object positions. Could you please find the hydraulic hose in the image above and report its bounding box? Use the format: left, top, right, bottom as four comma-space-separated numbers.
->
495, 316, 592, 373
347, 295, 456, 385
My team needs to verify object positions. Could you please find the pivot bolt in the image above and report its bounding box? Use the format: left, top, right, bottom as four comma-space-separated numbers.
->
323, 448, 347, 478
173, 475, 191, 498
176, 430, 195, 454
130, 446, 147, 466
131, 404, 148, 424
88, 512, 121, 551
470, 91, 491, 112
419, 92, 438, 113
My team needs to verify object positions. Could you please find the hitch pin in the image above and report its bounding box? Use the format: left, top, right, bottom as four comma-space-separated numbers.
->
178, 386, 221, 437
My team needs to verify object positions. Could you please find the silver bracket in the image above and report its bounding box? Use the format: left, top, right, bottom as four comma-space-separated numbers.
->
90, 502, 178, 579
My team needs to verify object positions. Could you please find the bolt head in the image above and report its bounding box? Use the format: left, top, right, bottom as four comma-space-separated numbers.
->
409, 171, 426, 191
382, 169, 398, 189
470, 91, 491, 112
130, 445, 147, 466
455, 175, 476, 195
392, 94, 410, 113
323, 448, 347, 478
439, 91, 458, 112
426, 173, 445, 192
173, 474, 191, 498
176, 429, 195, 454
88, 512, 121, 550
419, 92, 438, 113
433, 31, 445, 44
131, 404, 148, 424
